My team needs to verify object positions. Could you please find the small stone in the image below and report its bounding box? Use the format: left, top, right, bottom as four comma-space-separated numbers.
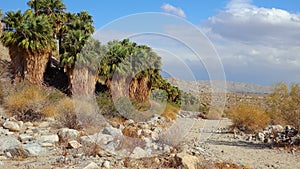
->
22, 143, 46, 156
37, 134, 59, 144
24, 122, 33, 127
102, 126, 122, 136
176, 152, 202, 169
39, 142, 54, 147
0, 156, 7, 160
57, 128, 80, 142
68, 140, 82, 149
0, 127, 12, 135
19, 134, 33, 142
130, 147, 147, 158
3, 121, 20, 132
78, 161, 99, 169
80, 134, 113, 146
5, 152, 12, 158
102, 160, 110, 169
124, 119, 134, 126
38, 121, 50, 128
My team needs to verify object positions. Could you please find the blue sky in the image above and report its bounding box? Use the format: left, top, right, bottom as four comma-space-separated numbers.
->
2, 0, 300, 29
1, 0, 300, 85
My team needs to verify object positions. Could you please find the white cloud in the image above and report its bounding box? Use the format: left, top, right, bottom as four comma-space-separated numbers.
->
161, 3, 186, 18
201, 0, 300, 84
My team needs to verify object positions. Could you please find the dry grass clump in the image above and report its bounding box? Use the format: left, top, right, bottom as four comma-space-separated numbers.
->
56, 97, 81, 130
57, 97, 107, 133
207, 107, 223, 120
227, 103, 270, 133
4, 84, 48, 121
2, 82, 67, 121
161, 103, 179, 121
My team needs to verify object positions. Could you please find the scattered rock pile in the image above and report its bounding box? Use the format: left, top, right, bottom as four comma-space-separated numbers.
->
0, 113, 213, 168
253, 125, 300, 146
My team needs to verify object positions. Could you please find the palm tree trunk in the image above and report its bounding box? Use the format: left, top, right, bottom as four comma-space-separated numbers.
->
129, 77, 151, 103
8, 45, 50, 85
68, 67, 97, 97
25, 51, 50, 85
8, 46, 26, 83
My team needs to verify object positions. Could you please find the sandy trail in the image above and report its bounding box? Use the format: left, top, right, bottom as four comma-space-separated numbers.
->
186, 118, 300, 169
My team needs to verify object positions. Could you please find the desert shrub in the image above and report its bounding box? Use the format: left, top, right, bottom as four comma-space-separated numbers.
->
3, 83, 67, 121
267, 83, 300, 129
57, 97, 106, 132
42, 105, 59, 118
206, 107, 223, 120
227, 103, 270, 133
96, 91, 117, 116
4, 84, 48, 121
56, 97, 81, 129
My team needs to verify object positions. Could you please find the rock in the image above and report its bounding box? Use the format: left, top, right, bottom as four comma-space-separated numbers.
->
19, 134, 33, 142
57, 128, 80, 142
257, 132, 265, 141
102, 126, 122, 137
130, 147, 148, 158
137, 122, 149, 130
103, 141, 115, 153
0, 127, 13, 135
271, 125, 284, 132
124, 119, 134, 126
0, 136, 21, 153
77, 161, 99, 169
38, 121, 50, 128
163, 145, 171, 153
68, 140, 82, 149
3, 121, 20, 132
176, 152, 202, 169
37, 134, 59, 146
24, 122, 33, 127
141, 129, 152, 137
22, 143, 46, 156
80, 133, 113, 146
143, 137, 152, 149
0, 136, 26, 158
39, 142, 55, 147
102, 160, 110, 169
151, 131, 160, 141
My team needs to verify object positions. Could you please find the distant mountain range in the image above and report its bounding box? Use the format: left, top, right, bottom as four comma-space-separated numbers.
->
166, 78, 272, 94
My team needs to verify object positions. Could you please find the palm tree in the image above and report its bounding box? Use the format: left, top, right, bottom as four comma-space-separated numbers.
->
0, 9, 55, 85
99, 39, 163, 103
60, 12, 95, 96
0, 9, 3, 33
27, 0, 66, 57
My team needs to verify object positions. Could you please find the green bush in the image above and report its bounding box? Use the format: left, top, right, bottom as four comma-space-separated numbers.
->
267, 83, 300, 129
96, 91, 116, 116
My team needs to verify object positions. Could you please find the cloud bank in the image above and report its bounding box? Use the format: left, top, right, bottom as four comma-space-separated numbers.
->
161, 3, 186, 18
202, 0, 300, 85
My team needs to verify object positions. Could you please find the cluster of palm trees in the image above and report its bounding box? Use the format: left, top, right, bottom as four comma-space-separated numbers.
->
0, 0, 181, 105
0, 0, 94, 94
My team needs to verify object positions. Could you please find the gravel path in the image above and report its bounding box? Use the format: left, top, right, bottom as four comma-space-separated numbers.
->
190, 119, 300, 169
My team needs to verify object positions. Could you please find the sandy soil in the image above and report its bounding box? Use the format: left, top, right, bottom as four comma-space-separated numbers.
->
194, 119, 300, 169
